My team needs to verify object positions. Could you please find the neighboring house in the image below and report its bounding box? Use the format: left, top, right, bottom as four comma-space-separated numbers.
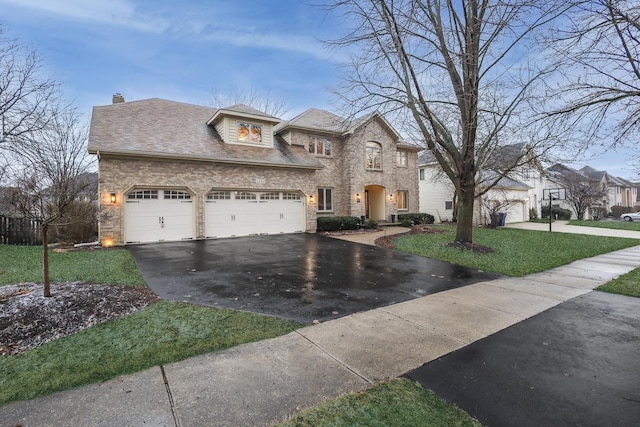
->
418, 143, 542, 224
606, 173, 637, 210
544, 164, 609, 219
88, 96, 420, 245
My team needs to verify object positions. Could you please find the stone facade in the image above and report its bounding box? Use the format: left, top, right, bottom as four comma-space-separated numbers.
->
90, 98, 420, 245
99, 156, 316, 244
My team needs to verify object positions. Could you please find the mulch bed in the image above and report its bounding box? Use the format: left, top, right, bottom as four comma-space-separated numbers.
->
0, 282, 160, 355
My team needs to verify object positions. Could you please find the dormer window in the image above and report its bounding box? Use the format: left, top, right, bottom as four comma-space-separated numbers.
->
238, 122, 262, 143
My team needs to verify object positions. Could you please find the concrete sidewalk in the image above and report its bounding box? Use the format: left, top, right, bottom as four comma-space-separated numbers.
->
3, 245, 640, 426
507, 220, 640, 239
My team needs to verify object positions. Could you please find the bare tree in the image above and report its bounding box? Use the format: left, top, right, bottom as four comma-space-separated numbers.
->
325, 0, 573, 244
7, 106, 93, 297
0, 25, 62, 152
209, 86, 291, 118
547, 165, 607, 220
549, 0, 640, 145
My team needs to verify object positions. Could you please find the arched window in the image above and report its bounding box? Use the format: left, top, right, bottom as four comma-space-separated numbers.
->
366, 141, 382, 170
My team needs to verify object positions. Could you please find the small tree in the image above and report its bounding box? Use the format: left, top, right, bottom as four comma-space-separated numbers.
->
7, 106, 92, 297
0, 25, 61, 151
547, 167, 608, 220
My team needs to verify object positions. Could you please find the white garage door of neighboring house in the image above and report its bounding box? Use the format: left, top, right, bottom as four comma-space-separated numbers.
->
206, 190, 305, 238
125, 189, 194, 244
504, 201, 525, 223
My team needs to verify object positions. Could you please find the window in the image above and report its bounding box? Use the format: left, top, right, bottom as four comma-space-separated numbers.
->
397, 191, 408, 210
208, 191, 231, 200
522, 169, 531, 180
419, 168, 425, 180
283, 192, 301, 200
128, 190, 158, 199
366, 142, 382, 170
445, 201, 453, 210
317, 188, 333, 212
260, 193, 280, 200
396, 150, 407, 167
164, 190, 191, 200
309, 137, 332, 156
235, 191, 256, 200
237, 122, 262, 143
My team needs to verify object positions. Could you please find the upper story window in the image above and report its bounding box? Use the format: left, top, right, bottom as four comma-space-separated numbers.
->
522, 169, 531, 180
366, 142, 382, 170
309, 137, 332, 156
397, 150, 408, 167
419, 168, 425, 180
237, 122, 262, 143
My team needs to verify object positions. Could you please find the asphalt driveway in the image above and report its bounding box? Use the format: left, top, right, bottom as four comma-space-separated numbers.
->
128, 233, 502, 323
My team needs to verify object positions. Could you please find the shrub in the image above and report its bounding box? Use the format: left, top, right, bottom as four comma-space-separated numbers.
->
611, 205, 635, 218
590, 207, 607, 221
541, 206, 572, 220
317, 216, 361, 232
397, 213, 435, 225
366, 219, 378, 229
529, 208, 538, 220
400, 219, 413, 227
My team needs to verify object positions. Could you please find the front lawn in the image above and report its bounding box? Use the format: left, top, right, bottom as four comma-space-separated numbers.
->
0, 300, 302, 406
568, 220, 640, 232
0, 245, 146, 286
274, 379, 481, 427
597, 268, 640, 298
394, 226, 640, 276
0, 246, 303, 406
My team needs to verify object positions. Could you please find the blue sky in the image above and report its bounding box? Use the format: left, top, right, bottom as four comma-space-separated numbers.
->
0, 0, 635, 179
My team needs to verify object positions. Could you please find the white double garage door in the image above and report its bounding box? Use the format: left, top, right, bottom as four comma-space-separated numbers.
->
124, 189, 305, 244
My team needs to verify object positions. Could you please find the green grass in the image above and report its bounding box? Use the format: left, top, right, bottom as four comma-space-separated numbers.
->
275, 379, 481, 427
568, 220, 640, 232
0, 300, 302, 406
394, 226, 640, 276
597, 268, 640, 298
0, 246, 146, 286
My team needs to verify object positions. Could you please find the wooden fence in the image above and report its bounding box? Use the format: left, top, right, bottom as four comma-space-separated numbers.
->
0, 215, 42, 245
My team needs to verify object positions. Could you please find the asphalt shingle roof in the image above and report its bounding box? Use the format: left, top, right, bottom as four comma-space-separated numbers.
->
88, 98, 323, 170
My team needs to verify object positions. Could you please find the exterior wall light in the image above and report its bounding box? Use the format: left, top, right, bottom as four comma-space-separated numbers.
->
389, 193, 393, 201
356, 193, 361, 203
309, 194, 314, 203
110, 193, 117, 204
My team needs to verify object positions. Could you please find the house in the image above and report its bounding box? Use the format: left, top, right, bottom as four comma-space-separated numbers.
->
418, 143, 543, 224
605, 173, 637, 210
544, 164, 608, 219
88, 95, 420, 245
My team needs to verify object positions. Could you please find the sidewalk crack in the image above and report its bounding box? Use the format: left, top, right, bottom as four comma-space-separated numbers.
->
161, 365, 181, 427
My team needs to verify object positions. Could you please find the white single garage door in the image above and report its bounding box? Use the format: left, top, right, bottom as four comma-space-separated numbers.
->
504, 201, 526, 223
125, 189, 194, 243
205, 190, 305, 238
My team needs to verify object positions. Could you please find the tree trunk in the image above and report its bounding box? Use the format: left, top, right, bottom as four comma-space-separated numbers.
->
455, 184, 476, 243
43, 225, 51, 297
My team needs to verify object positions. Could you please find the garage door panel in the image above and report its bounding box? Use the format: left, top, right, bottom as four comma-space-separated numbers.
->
205, 191, 305, 238
125, 190, 194, 244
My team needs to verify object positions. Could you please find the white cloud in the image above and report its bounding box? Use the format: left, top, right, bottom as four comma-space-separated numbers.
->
0, 0, 170, 33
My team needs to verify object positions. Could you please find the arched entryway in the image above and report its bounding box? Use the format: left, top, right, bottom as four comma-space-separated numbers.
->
364, 185, 386, 220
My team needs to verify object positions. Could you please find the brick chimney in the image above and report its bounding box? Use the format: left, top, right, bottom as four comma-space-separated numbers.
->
112, 93, 125, 104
